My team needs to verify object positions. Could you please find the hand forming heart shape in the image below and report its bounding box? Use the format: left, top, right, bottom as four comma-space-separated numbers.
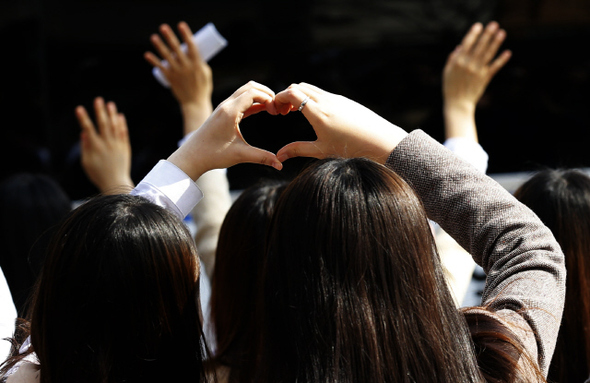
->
167, 81, 409, 182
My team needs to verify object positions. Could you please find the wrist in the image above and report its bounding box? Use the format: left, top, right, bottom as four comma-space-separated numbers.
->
181, 102, 213, 135
443, 100, 476, 117
97, 175, 135, 195
181, 101, 213, 118
167, 135, 209, 182
443, 104, 478, 142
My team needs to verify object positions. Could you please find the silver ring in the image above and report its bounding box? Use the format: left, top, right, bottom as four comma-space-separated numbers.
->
298, 95, 310, 112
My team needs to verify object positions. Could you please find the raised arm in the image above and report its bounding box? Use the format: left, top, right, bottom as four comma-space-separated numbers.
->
275, 82, 564, 374
443, 21, 511, 143
145, 21, 213, 136
75, 97, 134, 194
435, 21, 512, 306
131, 81, 282, 220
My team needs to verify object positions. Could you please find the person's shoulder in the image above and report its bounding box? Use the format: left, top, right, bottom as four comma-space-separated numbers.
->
6, 362, 39, 383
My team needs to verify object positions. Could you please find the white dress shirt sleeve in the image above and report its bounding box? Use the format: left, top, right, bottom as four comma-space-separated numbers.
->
443, 137, 489, 174
130, 160, 203, 220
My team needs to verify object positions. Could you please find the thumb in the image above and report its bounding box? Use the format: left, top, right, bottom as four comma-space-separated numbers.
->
277, 141, 323, 162
239, 145, 283, 171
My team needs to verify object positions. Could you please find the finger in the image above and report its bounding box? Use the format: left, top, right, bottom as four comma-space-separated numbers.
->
237, 145, 283, 171
233, 87, 275, 116
442, 45, 462, 75
144, 51, 166, 71
446, 45, 462, 64
481, 29, 507, 65
160, 24, 186, 63
460, 22, 483, 54
244, 103, 274, 118
178, 21, 202, 62
75, 105, 98, 139
150, 33, 175, 66
118, 113, 128, 132
277, 141, 323, 162
231, 81, 275, 100
488, 49, 512, 78
106, 101, 119, 136
472, 21, 499, 61
275, 85, 316, 115
296, 82, 326, 98
94, 97, 110, 136
116, 113, 129, 140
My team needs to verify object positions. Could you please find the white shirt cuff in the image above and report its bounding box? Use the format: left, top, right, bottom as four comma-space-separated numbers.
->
443, 137, 489, 174
131, 160, 203, 220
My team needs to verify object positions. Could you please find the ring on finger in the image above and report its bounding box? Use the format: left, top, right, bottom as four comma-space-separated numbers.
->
298, 95, 310, 112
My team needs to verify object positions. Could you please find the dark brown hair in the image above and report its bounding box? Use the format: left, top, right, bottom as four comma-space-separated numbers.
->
462, 307, 547, 383
1, 194, 208, 383
249, 158, 483, 382
514, 168, 590, 382
210, 179, 288, 375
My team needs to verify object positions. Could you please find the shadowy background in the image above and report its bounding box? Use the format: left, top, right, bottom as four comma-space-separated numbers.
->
1, 0, 589, 200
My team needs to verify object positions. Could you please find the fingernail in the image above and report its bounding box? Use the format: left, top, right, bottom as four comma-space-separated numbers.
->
277, 154, 288, 163
273, 162, 283, 171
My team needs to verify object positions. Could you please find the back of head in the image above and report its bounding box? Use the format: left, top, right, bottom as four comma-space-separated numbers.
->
0, 173, 71, 315
514, 168, 590, 382
28, 194, 206, 383
211, 179, 288, 368
253, 158, 481, 383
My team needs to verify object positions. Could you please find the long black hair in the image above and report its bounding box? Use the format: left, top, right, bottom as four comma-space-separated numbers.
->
1, 194, 209, 383
210, 179, 288, 378
514, 168, 590, 383
250, 158, 482, 382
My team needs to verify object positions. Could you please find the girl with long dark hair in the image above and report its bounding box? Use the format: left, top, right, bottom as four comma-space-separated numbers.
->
0, 81, 283, 383
241, 82, 564, 382
515, 169, 590, 383
209, 179, 288, 379
1, 79, 564, 382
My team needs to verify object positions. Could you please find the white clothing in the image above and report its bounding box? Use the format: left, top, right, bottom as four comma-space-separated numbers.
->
0, 266, 17, 363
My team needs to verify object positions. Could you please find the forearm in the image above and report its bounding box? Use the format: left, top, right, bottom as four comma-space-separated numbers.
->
386, 130, 565, 373
181, 101, 213, 136
443, 102, 478, 142
192, 168, 232, 279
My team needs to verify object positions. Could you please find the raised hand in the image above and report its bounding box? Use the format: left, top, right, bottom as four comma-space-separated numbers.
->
274, 83, 408, 164
75, 98, 134, 194
167, 81, 282, 180
145, 21, 213, 135
443, 21, 511, 140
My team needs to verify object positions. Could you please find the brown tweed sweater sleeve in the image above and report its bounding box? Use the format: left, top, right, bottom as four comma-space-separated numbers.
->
385, 130, 565, 375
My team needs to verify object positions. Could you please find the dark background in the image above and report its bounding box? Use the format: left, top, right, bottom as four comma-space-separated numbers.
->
1, 0, 589, 200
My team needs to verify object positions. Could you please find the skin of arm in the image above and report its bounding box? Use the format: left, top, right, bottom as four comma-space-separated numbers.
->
442, 21, 511, 142
145, 21, 231, 278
